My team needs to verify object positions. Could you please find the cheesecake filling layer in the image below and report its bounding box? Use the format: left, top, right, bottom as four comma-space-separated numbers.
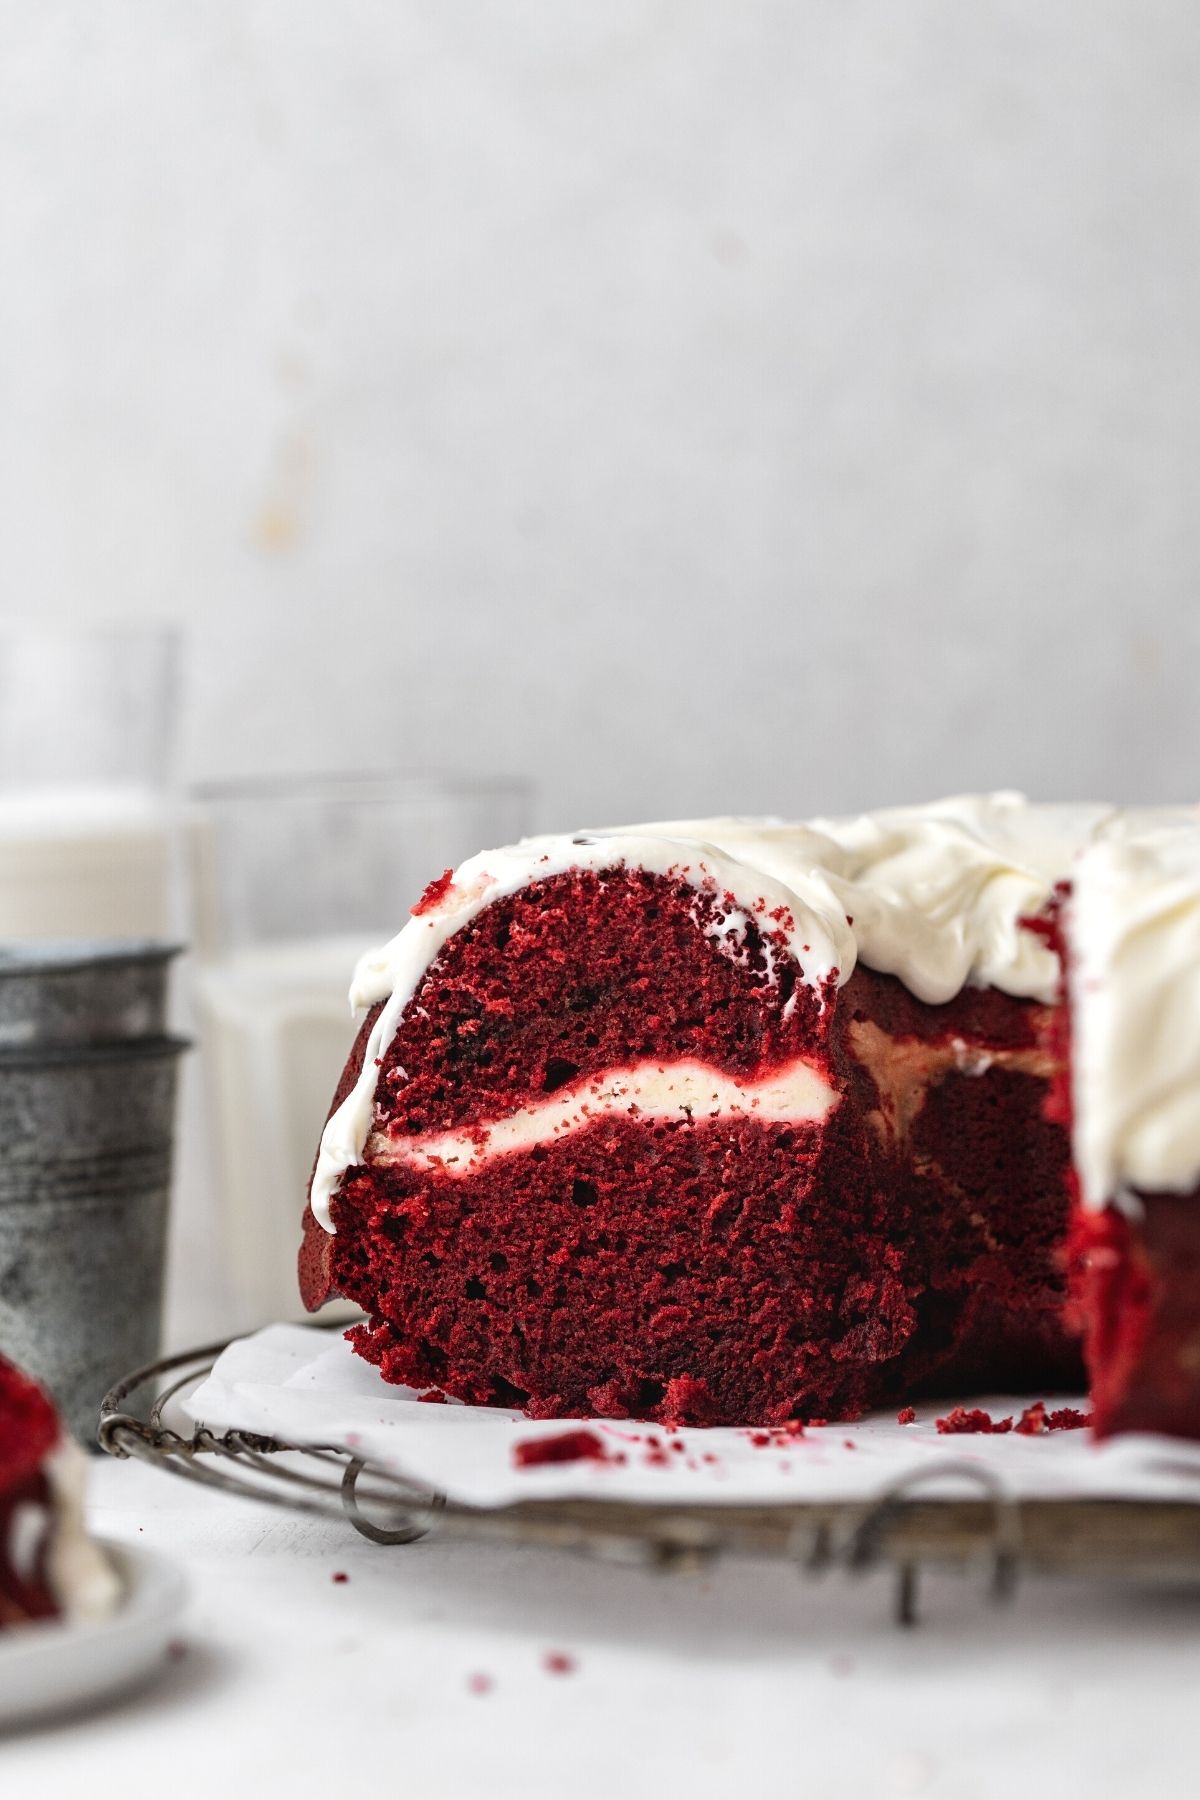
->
366, 1056, 839, 1179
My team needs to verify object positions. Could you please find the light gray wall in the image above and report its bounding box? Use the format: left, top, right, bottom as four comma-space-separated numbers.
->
4, 3, 1199, 831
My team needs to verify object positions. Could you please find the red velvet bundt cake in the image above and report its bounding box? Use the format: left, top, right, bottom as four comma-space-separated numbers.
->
0, 1353, 119, 1630
299, 795, 1200, 1437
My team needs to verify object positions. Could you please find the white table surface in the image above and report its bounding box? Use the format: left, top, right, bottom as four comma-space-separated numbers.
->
4, 1454, 1199, 1799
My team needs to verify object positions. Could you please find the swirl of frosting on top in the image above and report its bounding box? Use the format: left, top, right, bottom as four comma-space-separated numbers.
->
621, 793, 1115, 1008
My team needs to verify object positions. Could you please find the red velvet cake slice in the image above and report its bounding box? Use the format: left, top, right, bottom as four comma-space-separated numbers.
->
301, 797, 1105, 1425
0, 1353, 119, 1630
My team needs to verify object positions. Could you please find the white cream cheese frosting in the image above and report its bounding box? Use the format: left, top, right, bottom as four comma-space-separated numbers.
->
311, 793, 1147, 1232
622, 794, 1114, 1007
1069, 811, 1200, 1212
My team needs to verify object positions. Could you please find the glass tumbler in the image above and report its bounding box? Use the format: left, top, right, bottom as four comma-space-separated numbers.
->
189, 773, 533, 1330
0, 624, 181, 940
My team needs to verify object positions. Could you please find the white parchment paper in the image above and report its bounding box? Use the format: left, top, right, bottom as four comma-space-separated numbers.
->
183, 1324, 1200, 1510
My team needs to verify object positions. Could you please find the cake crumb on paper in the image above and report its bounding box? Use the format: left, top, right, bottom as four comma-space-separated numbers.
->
935, 1406, 1013, 1435
513, 1428, 624, 1468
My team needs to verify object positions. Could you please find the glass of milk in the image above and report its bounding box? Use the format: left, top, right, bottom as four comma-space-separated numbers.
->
189, 773, 533, 1330
0, 624, 181, 941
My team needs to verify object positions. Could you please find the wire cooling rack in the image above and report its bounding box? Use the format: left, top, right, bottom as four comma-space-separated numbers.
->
99, 1334, 1200, 1625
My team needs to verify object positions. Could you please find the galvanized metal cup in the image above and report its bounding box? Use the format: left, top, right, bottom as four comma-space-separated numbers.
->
0, 942, 187, 1445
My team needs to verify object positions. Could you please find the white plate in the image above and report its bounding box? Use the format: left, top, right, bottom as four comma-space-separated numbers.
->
0, 1539, 187, 1729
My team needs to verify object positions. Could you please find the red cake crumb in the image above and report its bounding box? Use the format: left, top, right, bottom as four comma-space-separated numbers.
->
513, 1428, 625, 1467
466, 1672, 494, 1695
331, 1570, 349, 1584
897, 1406, 917, 1425
1047, 1406, 1092, 1430
1013, 1401, 1093, 1434
933, 1400, 1091, 1436
935, 1406, 1014, 1435
411, 869, 455, 915
542, 1651, 577, 1675
746, 1420, 807, 1448
417, 1389, 448, 1404
661, 1374, 720, 1425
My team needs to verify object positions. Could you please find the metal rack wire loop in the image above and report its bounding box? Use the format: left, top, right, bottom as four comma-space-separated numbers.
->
99, 1335, 1200, 1624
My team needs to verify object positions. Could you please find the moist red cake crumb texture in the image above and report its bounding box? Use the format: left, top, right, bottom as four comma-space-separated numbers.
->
513, 1428, 622, 1467
0, 1355, 62, 1628
303, 865, 1085, 1426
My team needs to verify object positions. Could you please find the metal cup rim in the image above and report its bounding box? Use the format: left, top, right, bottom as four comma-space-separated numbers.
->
0, 1033, 190, 1068
0, 941, 184, 979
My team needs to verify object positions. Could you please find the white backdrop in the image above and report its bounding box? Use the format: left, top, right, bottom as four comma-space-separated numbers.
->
3, 2, 1199, 830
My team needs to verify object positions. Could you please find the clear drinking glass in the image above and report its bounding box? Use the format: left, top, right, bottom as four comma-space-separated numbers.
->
0, 624, 181, 940
189, 772, 534, 1329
